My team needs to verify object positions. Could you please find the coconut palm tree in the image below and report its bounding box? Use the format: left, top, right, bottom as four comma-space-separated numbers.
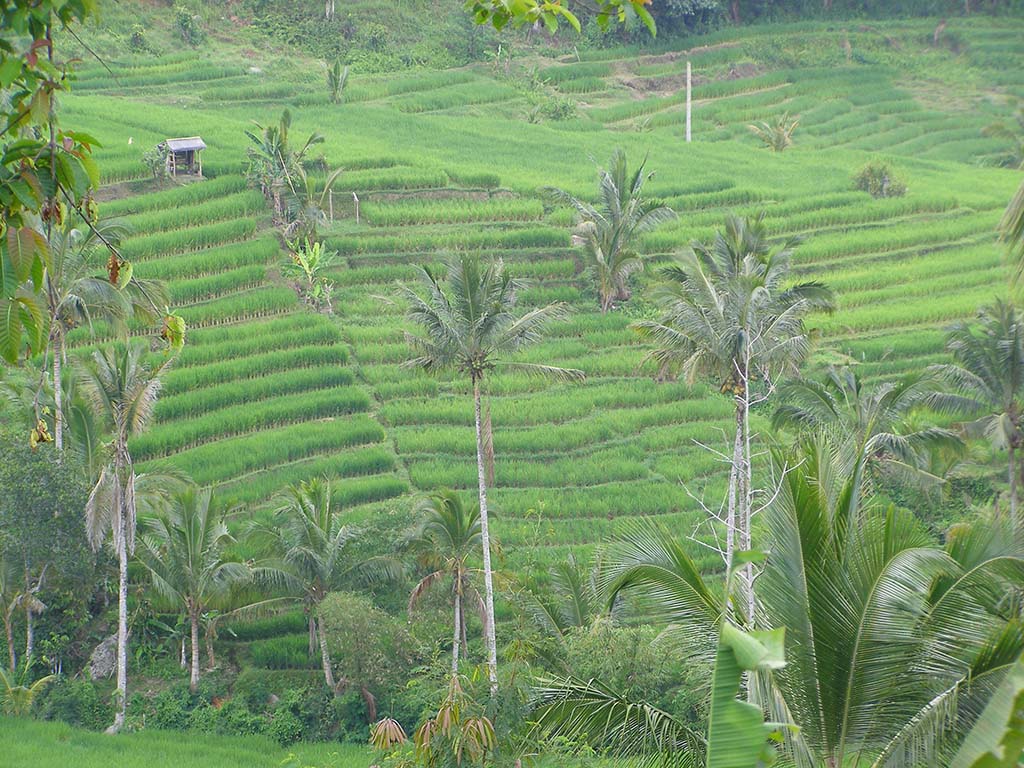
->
44, 217, 168, 450
932, 300, 1024, 519
521, 552, 615, 648
76, 341, 175, 732
772, 366, 964, 497
405, 490, 483, 673
634, 213, 834, 618
1003, 178, 1024, 281
249, 477, 398, 690
535, 439, 1024, 768
546, 149, 676, 313
400, 253, 585, 693
138, 487, 249, 692
0, 661, 55, 717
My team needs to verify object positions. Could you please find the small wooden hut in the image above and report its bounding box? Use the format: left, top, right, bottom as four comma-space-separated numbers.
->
160, 136, 206, 177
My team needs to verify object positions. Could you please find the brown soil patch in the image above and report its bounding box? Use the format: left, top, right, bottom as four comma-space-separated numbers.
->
635, 40, 743, 67
365, 189, 513, 202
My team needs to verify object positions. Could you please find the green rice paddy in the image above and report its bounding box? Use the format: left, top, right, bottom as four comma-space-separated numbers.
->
60, 17, 1024, 572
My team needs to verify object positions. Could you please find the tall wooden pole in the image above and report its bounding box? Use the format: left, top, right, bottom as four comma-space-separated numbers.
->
686, 60, 692, 143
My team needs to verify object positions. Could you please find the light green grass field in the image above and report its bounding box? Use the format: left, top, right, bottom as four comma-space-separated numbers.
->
56, 15, 1024, 571
0, 717, 369, 768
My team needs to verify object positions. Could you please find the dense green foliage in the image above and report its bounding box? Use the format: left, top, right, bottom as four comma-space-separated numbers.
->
3, 4, 1024, 766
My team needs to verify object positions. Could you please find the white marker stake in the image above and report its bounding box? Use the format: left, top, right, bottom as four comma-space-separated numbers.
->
686, 60, 692, 143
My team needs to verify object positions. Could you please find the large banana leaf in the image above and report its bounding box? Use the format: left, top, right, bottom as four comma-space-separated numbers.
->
706, 622, 787, 768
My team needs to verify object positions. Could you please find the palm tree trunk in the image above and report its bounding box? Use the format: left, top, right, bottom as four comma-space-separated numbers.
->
452, 588, 462, 674
473, 377, 499, 695
109, 504, 129, 733
730, 401, 754, 624
315, 614, 335, 690
53, 329, 63, 452
1010, 444, 1018, 521
25, 605, 33, 662
461, 601, 468, 655
741, 386, 755, 626
189, 607, 200, 693
726, 422, 741, 572
205, 623, 216, 670
4, 611, 15, 671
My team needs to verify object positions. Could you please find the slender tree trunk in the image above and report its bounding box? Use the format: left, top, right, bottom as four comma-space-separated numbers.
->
53, 329, 63, 452
180, 638, 187, 669
452, 588, 462, 674
109, 505, 129, 733
308, 613, 317, 656
315, 614, 335, 690
4, 613, 15, 671
473, 377, 499, 695
726, 422, 741, 572
23, 562, 34, 662
205, 623, 216, 670
360, 685, 377, 722
189, 608, 200, 693
25, 605, 33, 662
460, 600, 468, 656
1010, 444, 1018, 521
740, 383, 755, 626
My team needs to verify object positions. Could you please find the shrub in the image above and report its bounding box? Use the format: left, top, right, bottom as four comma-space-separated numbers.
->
267, 708, 304, 745
233, 669, 316, 712
174, 4, 206, 46
127, 25, 151, 54
149, 687, 194, 731
212, 699, 266, 736
33, 678, 110, 731
852, 162, 907, 198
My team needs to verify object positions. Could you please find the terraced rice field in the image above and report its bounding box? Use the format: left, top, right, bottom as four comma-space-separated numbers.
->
62, 17, 1024, 571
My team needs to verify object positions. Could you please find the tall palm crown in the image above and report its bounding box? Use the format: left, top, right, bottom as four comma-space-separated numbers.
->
75, 340, 171, 731
933, 300, 1024, 517
523, 553, 617, 646
254, 476, 396, 689
547, 149, 676, 313
45, 219, 168, 450
772, 367, 964, 493
1004, 178, 1024, 274
635, 213, 834, 391
77, 342, 168, 552
535, 440, 1024, 768
634, 213, 833, 618
401, 252, 584, 693
406, 490, 483, 672
46, 220, 166, 334
758, 439, 1024, 768
139, 488, 248, 692
401, 253, 584, 384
